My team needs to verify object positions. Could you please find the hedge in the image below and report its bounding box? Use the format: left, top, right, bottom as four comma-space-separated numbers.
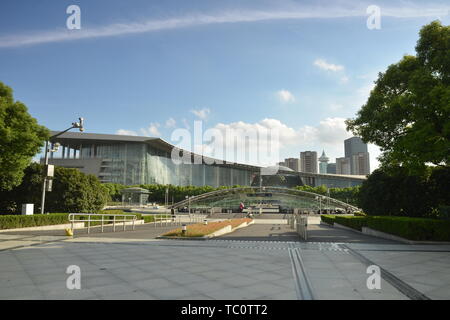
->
0, 213, 69, 230
321, 215, 336, 225
320, 215, 450, 241
366, 216, 450, 241
334, 216, 368, 231
0, 210, 142, 230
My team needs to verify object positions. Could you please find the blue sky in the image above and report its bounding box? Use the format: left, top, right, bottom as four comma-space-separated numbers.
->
1, 0, 449, 170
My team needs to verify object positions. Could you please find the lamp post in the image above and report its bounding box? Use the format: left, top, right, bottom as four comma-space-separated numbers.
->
185, 195, 191, 215
40, 118, 84, 214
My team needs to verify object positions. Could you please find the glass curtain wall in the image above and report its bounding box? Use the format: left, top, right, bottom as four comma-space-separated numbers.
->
83, 141, 257, 187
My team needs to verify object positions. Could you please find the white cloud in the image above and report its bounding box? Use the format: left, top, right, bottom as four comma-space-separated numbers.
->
314, 59, 344, 72
1, 4, 449, 47
190, 108, 210, 120
140, 122, 161, 136
276, 90, 296, 103
191, 117, 357, 167
165, 117, 176, 128
116, 129, 138, 136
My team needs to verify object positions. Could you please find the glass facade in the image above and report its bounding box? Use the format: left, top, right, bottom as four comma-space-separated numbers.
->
81, 142, 257, 187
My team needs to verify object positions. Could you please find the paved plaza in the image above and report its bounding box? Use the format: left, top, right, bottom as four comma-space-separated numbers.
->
0, 217, 449, 300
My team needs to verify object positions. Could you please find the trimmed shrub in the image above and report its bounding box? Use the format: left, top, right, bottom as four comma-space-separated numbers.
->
0, 211, 142, 230
321, 215, 336, 225
334, 216, 368, 231
366, 216, 450, 241
0, 213, 69, 230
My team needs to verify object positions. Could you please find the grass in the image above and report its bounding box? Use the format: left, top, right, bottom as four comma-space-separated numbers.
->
162, 218, 252, 237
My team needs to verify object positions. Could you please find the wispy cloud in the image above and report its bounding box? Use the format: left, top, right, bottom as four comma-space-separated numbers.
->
190, 108, 210, 120
276, 89, 296, 103
165, 117, 176, 128
1, 4, 449, 48
141, 122, 161, 136
314, 59, 344, 72
116, 129, 138, 136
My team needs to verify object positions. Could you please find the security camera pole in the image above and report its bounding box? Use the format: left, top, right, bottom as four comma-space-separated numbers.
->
40, 118, 84, 214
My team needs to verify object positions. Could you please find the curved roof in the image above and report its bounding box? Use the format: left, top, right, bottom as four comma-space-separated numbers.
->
264, 165, 294, 173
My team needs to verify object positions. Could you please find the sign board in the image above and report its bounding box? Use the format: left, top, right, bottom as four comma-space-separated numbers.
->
21, 204, 34, 215
46, 179, 53, 192
45, 164, 55, 177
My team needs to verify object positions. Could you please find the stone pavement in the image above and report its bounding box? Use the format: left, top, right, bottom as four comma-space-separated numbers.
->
1, 235, 449, 300
1, 215, 449, 300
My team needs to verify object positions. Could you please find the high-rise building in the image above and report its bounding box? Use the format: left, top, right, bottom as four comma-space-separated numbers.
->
284, 158, 300, 172
352, 152, 370, 175
336, 157, 351, 175
344, 137, 370, 174
327, 163, 336, 174
300, 151, 318, 173
318, 150, 329, 174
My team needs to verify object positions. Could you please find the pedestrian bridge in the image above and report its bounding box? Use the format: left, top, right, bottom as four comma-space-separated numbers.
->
170, 186, 359, 213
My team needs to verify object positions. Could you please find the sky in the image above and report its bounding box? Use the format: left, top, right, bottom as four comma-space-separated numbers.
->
1, 0, 449, 170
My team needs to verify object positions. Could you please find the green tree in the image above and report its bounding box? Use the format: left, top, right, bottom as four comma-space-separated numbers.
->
0, 82, 49, 190
358, 167, 433, 217
0, 163, 108, 213
346, 21, 450, 171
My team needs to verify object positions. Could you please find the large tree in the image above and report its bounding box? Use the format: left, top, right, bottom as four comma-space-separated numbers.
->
358, 167, 433, 217
0, 163, 109, 213
346, 21, 450, 171
0, 82, 49, 190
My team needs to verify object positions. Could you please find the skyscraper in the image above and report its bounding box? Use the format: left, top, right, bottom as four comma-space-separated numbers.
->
318, 150, 329, 174
327, 163, 336, 174
300, 151, 318, 173
352, 152, 370, 175
336, 157, 351, 175
344, 137, 370, 174
284, 158, 300, 172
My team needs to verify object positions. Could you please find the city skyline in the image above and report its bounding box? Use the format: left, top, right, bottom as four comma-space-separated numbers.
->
278, 135, 370, 176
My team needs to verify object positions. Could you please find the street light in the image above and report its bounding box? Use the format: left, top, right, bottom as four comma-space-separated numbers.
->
40, 118, 84, 214
185, 195, 191, 215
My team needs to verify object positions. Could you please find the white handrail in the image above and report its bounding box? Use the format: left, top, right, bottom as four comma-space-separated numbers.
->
68, 213, 137, 235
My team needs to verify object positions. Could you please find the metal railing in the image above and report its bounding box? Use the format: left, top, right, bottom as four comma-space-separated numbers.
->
150, 213, 208, 228
289, 213, 308, 241
152, 213, 183, 228
68, 213, 137, 235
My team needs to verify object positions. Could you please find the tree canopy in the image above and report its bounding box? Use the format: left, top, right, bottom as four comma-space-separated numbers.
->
0, 163, 109, 213
346, 21, 450, 171
0, 82, 49, 190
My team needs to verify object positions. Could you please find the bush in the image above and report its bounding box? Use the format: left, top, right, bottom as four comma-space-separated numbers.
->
321, 215, 336, 225
354, 211, 367, 217
320, 215, 450, 241
0, 210, 142, 230
0, 213, 69, 230
0, 163, 109, 214
366, 216, 450, 241
334, 216, 368, 231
